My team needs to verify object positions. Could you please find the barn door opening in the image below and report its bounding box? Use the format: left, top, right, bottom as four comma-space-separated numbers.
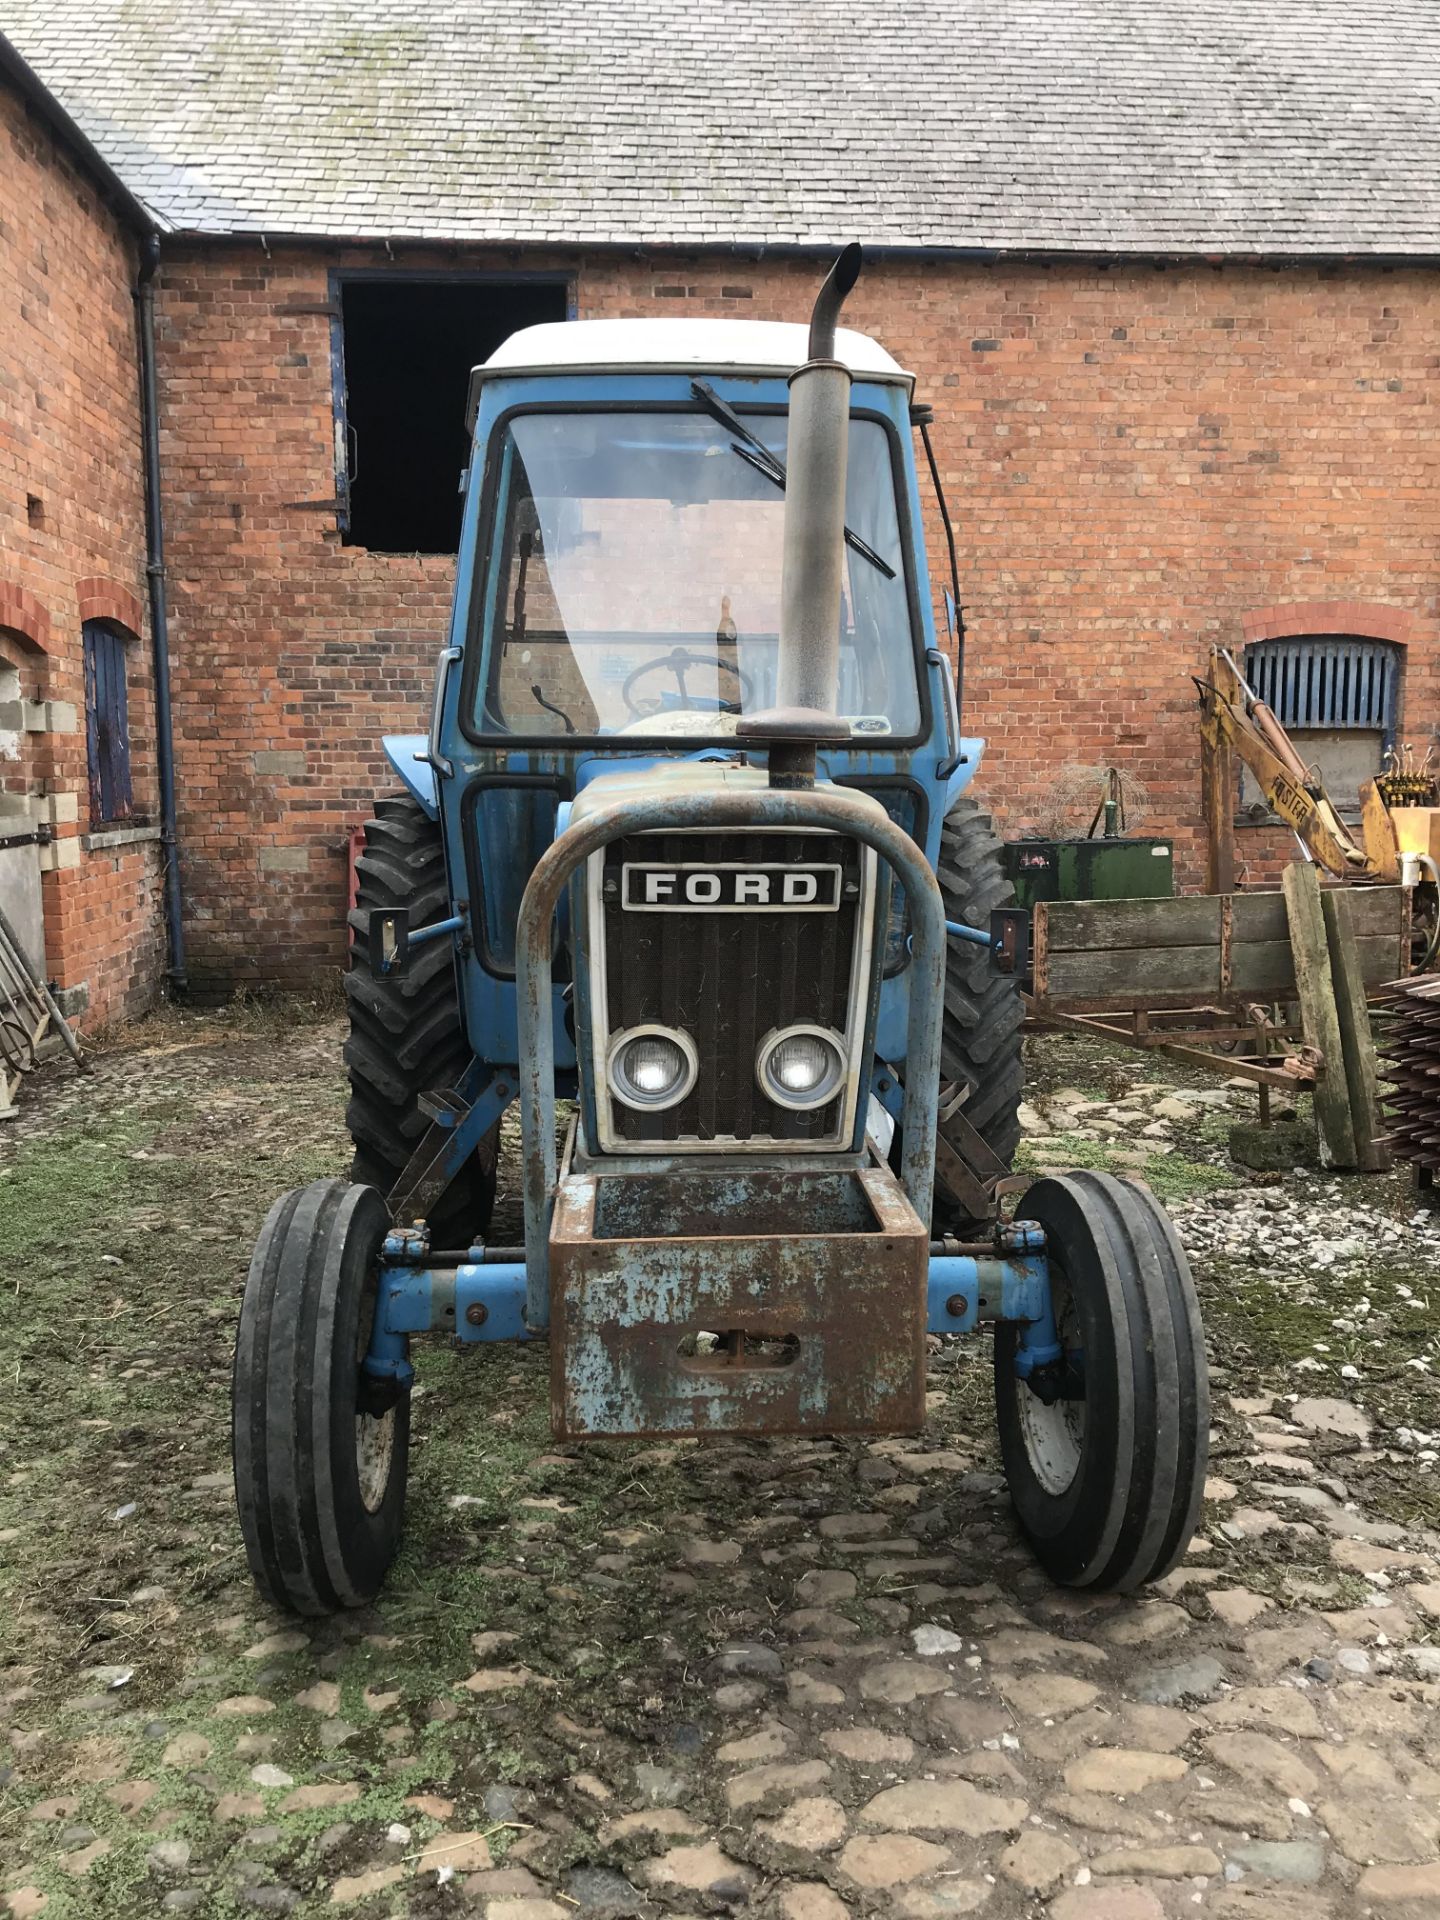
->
335, 275, 570, 555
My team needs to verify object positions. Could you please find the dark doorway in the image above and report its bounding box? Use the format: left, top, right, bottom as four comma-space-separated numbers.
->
339, 277, 569, 554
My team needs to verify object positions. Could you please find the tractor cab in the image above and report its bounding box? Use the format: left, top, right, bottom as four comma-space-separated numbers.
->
463, 318, 929, 747
393, 314, 978, 1086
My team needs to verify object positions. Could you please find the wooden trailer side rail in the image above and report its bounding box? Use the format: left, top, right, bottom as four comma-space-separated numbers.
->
1030, 886, 1410, 1016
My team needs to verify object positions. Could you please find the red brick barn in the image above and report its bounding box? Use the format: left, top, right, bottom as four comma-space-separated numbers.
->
2, 2, 1439, 1016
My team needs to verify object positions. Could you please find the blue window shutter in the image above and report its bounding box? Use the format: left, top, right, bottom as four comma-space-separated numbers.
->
108, 628, 133, 819
84, 627, 103, 822
1244, 636, 1400, 754
82, 621, 133, 823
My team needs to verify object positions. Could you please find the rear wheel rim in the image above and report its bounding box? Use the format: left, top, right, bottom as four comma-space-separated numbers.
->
1014, 1269, 1086, 1497
355, 1412, 396, 1514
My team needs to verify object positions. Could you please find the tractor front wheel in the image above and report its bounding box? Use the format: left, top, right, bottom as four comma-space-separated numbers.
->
995, 1170, 1208, 1591
233, 1179, 408, 1615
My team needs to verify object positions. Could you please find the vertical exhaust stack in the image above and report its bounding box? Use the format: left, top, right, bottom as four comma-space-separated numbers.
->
738, 243, 863, 788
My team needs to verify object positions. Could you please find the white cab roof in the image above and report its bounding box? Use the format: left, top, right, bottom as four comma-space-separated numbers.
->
475, 318, 913, 390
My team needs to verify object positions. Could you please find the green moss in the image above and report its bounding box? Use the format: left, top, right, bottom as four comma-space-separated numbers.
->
1015, 1130, 1239, 1204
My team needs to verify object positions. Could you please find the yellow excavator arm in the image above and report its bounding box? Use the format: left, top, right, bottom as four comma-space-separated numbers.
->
1197, 646, 1395, 892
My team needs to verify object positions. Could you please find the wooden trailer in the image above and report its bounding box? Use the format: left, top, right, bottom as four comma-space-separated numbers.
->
1023, 873, 1409, 1170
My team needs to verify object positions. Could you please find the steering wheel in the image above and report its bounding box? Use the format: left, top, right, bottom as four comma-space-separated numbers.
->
621, 646, 754, 720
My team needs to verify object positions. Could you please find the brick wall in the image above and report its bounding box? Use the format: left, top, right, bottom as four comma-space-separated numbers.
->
0, 75, 164, 1026
156, 248, 469, 992
151, 244, 1439, 989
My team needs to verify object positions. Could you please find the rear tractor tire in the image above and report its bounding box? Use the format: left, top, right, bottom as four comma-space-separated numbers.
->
932, 793, 1026, 1230
345, 794, 496, 1243
233, 1179, 408, 1615
995, 1170, 1209, 1591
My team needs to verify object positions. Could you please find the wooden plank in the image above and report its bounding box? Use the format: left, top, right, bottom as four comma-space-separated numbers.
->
1356, 930, 1410, 988
1229, 894, 1291, 944
1342, 884, 1407, 938
1282, 862, 1356, 1170
1322, 890, 1392, 1174
1044, 884, 1405, 958
1231, 933, 1402, 996
1045, 943, 1222, 999
1229, 940, 1300, 994
1044, 896, 1221, 953
1037, 933, 1399, 1010
1218, 885, 1401, 947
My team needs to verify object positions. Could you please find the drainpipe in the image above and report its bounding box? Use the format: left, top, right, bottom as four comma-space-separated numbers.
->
134, 233, 187, 990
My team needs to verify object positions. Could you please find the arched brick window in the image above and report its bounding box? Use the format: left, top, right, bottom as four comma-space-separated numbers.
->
72, 578, 145, 829
0, 585, 52, 659
83, 620, 135, 824
0, 616, 51, 976
0, 612, 49, 797
1240, 605, 1413, 816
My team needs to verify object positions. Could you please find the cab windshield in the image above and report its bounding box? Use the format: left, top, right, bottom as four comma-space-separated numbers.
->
474, 408, 921, 740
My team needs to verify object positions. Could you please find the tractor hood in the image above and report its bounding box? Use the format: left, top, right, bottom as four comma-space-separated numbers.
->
565, 755, 892, 833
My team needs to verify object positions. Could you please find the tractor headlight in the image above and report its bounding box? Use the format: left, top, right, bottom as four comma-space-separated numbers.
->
756, 1025, 847, 1110
607, 1025, 698, 1112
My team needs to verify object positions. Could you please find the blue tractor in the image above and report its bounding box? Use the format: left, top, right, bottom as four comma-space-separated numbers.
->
233, 249, 1207, 1614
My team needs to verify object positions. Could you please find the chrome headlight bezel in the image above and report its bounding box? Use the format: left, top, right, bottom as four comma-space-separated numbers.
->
606, 1023, 699, 1113
755, 1023, 848, 1111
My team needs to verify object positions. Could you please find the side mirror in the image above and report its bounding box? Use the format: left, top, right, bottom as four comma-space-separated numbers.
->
369, 908, 411, 978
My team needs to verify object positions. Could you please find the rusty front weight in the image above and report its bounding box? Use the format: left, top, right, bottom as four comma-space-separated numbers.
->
514, 784, 948, 1331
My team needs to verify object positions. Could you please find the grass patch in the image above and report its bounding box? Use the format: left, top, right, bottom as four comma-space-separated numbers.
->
1015, 1129, 1240, 1205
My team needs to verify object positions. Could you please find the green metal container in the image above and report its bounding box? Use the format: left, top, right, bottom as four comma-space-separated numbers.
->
1002, 837, 1174, 911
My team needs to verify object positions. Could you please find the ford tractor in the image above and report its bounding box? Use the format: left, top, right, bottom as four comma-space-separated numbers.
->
233, 247, 1208, 1615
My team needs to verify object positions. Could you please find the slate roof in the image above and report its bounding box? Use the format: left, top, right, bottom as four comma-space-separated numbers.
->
6, 0, 1440, 253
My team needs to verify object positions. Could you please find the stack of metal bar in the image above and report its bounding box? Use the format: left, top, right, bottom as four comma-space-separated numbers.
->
1376, 974, 1440, 1175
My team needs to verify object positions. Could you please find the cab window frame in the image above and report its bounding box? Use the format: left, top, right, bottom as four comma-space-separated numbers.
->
456, 398, 934, 753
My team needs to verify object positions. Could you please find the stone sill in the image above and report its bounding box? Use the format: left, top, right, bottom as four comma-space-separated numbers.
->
83, 824, 163, 853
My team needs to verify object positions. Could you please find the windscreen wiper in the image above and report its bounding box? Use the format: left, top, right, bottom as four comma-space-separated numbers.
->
690, 379, 896, 580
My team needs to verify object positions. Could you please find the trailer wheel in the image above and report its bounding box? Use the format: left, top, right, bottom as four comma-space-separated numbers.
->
345, 794, 497, 1241
934, 794, 1024, 1228
233, 1179, 408, 1615
995, 1170, 1208, 1591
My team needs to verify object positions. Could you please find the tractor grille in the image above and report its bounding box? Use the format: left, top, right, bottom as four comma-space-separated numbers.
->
591, 827, 873, 1149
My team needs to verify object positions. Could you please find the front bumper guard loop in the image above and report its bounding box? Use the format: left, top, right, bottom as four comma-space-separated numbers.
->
513, 785, 950, 1333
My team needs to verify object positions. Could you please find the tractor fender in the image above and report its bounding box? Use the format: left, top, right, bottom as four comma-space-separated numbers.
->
382, 734, 439, 820
942, 737, 984, 816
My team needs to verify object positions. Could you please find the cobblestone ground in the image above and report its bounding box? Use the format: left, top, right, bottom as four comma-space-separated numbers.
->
2, 1006, 1439, 1919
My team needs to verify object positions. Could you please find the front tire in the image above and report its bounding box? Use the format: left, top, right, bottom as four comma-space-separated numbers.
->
995, 1170, 1208, 1591
233, 1179, 408, 1615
